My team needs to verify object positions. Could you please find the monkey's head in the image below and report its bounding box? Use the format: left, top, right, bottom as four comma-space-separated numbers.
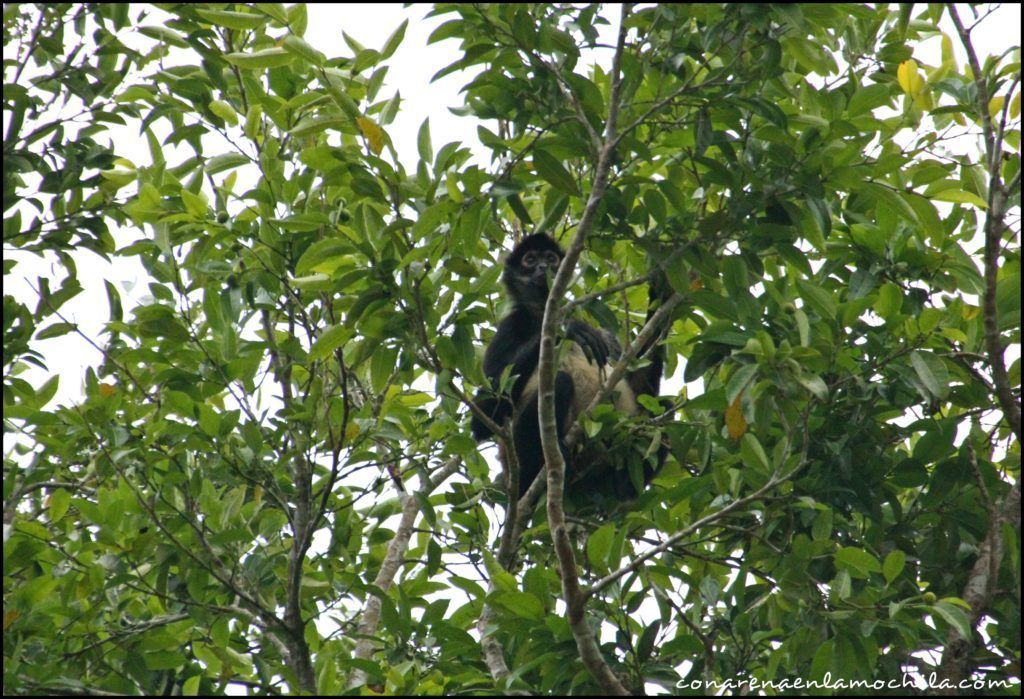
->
504, 233, 564, 308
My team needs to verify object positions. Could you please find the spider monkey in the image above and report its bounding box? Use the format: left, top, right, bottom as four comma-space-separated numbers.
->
470, 233, 667, 500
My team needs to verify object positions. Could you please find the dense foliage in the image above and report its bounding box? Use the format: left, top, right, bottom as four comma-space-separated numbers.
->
4, 3, 1020, 695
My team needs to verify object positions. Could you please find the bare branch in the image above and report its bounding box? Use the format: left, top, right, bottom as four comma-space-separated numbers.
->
586, 462, 804, 600
536, 5, 635, 695
937, 480, 1021, 689
348, 458, 461, 689
948, 3, 1023, 443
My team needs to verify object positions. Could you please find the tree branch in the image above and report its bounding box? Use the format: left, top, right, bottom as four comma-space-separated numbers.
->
536, 5, 635, 695
585, 462, 804, 600
564, 292, 684, 449
937, 479, 1021, 690
347, 458, 461, 689
948, 3, 1022, 442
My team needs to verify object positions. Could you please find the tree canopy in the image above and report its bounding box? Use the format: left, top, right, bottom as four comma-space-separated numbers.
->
3, 3, 1020, 696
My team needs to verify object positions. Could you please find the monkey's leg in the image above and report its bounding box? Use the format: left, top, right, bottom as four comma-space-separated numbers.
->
512, 372, 574, 498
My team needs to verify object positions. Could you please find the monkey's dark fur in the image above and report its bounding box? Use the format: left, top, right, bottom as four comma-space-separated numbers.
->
470, 233, 666, 500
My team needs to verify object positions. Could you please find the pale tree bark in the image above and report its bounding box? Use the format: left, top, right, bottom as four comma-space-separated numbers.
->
347, 458, 461, 689
936, 6, 1022, 691
536, 4, 635, 695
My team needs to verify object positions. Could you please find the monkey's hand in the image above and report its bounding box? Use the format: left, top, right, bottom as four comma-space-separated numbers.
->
564, 319, 615, 367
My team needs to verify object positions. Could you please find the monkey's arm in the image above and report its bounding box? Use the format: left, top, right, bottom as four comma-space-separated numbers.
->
472, 310, 541, 441
564, 318, 619, 367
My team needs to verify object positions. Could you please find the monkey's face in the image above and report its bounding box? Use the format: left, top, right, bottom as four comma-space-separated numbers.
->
508, 247, 562, 305
502, 234, 567, 308
520, 248, 561, 283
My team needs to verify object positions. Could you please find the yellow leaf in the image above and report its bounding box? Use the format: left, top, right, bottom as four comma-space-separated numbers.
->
3, 611, 18, 630
1011, 92, 1021, 119
725, 393, 747, 440
345, 422, 360, 442
988, 95, 1005, 119
897, 59, 920, 94
99, 383, 116, 397
356, 116, 386, 155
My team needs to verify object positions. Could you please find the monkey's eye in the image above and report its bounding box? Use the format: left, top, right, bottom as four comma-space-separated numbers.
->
545, 252, 560, 266
522, 252, 537, 267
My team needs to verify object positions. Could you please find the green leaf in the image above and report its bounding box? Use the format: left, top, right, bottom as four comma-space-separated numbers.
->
139, 25, 188, 47
206, 153, 250, 174
930, 189, 988, 208
805, 197, 832, 240
903, 192, 944, 241
507, 194, 533, 227
35, 322, 77, 340
209, 100, 237, 125
861, 182, 920, 225
794, 308, 810, 347
834, 547, 882, 578
370, 347, 397, 393
740, 433, 771, 472
912, 421, 956, 464
492, 591, 544, 620
143, 650, 186, 670
796, 279, 837, 321
638, 620, 661, 663
847, 83, 893, 116
48, 488, 71, 522
197, 404, 219, 437
831, 568, 852, 601
380, 19, 408, 60
309, 325, 352, 361
692, 290, 738, 321
224, 49, 295, 70
812, 509, 833, 541
282, 35, 325, 67
532, 151, 580, 197
931, 600, 974, 639
180, 189, 208, 218
798, 374, 829, 401
417, 118, 432, 164
287, 3, 308, 36
910, 350, 949, 399
353, 48, 382, 74
721, 255, 749, 297
255, 3, 289, 24
586, 523, 615, 571
195, 9, 267, 30
321, 74, 361, 120
874, 282, 903, 319
883, 550, 906, 585
726, 363, 758, 406
290, 115, 348, 138
182, 676, 201, 695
